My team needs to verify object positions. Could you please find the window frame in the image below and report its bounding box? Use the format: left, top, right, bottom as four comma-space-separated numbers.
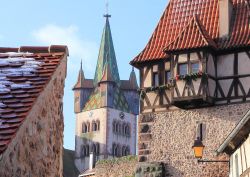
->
165, 70, 171, 84
178, 63, 188, 76
191, 61, 200, 73
152, 72, 159, 87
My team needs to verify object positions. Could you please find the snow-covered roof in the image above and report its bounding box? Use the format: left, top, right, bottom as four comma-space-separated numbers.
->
0, 45, 68, 155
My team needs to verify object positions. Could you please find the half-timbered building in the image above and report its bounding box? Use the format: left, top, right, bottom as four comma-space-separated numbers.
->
130, 0, 250, 176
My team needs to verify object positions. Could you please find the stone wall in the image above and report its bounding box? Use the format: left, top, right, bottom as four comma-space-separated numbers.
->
138, 103, 250, 177
95, 156, 137, 177
0, 57, 67, 177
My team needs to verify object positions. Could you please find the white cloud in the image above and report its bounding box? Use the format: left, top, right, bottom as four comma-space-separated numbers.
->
32, 24, 98, 72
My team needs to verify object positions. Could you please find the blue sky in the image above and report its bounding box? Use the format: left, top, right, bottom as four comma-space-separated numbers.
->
0, 0, 168, 150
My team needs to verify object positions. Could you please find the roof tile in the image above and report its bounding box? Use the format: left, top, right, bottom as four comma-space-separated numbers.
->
131, 0, 249, 64
0, 45, 67, 155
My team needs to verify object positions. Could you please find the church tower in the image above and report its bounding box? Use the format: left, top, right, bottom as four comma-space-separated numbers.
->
73, 15, 139, 173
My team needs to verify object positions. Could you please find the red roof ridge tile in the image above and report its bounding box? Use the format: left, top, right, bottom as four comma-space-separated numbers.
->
0, 45, 68, 56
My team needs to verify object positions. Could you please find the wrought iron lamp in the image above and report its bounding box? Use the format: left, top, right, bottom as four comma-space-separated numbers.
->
192, 138, 229, 163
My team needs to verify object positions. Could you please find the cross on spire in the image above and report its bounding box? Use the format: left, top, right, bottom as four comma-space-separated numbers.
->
104, 0, 111, 18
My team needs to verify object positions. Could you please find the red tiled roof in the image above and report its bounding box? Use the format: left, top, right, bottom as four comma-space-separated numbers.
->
165, 15, 217, 52
0, 45, 68, 154
131, 0, 250, 64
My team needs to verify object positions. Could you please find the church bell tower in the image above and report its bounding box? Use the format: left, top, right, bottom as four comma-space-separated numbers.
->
73, 14, 139, 173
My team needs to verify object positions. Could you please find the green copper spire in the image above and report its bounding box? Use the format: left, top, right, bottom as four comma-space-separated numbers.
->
93, 16, 120, 86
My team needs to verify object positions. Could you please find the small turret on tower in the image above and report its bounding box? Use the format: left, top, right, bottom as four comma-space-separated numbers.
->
129, 67, 139, 90
73, 61, 94, 113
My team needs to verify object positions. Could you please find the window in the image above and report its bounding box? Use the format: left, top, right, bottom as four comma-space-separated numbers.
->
125, 147, 130, 156
115, 122, 119, 133
191, 62, 200, 73
178, 63, 188, 75
152, 72, 159, 87
96, 143, 100, 156
96, 120, 100, 131
112, 143, 120, 157
125, 124, 131, 137
92, 121, 98, 131
86, 122, 90, 132
82, 123, 88, 133
165, 71, 171, 83
113, 121, 116, 133
122, 123, 126, 135
92, 144, 96, 154
81, 145, 90, 157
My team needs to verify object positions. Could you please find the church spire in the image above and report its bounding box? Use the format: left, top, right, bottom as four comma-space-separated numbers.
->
93, 14, 120, 86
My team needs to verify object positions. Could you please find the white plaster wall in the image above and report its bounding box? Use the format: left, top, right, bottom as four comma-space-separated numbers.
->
218, 79, 234, 97
207, 54, 215, 76
208, 78, 216, 97
144, 67, 152, 87
106, 108, 137, 155
238, 52, 250, 75
217, 54, 234, 77
229, 133, 250, 177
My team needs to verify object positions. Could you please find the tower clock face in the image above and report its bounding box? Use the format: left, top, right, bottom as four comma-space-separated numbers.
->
119, 112, 125, 119
88, 111, 93, 117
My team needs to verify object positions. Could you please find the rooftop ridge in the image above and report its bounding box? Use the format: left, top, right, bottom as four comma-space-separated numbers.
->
0, 45, 69, 55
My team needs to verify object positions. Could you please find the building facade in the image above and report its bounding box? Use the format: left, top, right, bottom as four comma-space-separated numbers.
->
0, 46, 68, 177
73, 16, 139, 173
130, 0, 250, 176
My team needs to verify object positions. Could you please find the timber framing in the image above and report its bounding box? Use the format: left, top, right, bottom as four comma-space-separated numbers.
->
138, 49, 250, 112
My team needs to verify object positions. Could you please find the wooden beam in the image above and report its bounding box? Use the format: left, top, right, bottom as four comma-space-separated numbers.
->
234, 53, 238, 96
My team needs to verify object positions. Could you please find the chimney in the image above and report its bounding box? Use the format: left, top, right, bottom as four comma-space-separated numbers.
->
219, 0, 233, 37
89, 152, 96, 170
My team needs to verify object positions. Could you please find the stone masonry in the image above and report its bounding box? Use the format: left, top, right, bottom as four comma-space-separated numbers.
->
138, 103, 250, 177
95, 156, 137, 177
0, 56, 67, 177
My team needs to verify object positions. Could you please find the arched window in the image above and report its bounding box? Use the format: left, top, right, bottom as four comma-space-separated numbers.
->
122, 146, 126, 156
125, 147, 130, 156
113, 121, 116, 133
116, 144, 120, 157
118, 122, 122, 134
82, 123, 88, 133
92, 121, 98, 131
92, 143, 97, 155
86, 145, 90, 156
125, 124, 131, 137
96, 143, 100, 156
112, 143, 120, 157
115, 122, 119, 133
112, 143, 116, 157
122, 123, 126, 135
96, 120, 100, 131
81, 145, 86, 157
86, 122, 90, 132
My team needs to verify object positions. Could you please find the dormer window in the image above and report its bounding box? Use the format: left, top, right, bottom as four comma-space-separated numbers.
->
178, 63, 188, 75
